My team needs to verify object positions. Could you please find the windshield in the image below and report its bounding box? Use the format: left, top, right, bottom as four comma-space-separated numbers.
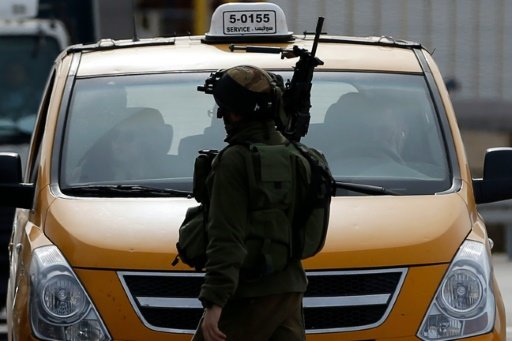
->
0, 35, 61, 143
60, 72, 451, 196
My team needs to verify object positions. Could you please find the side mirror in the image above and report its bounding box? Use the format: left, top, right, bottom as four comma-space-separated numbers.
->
473, 148, 512, 204
0, 153, 34, 209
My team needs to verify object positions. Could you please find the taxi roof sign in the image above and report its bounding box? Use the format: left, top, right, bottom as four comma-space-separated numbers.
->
204, 2, 293, 43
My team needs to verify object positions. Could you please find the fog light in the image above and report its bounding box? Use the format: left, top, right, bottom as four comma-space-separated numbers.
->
65, 320, 108, 341
423, 315, 462, 339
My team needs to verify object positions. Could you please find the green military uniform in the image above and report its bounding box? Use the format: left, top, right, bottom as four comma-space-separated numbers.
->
195, 119, 308, 340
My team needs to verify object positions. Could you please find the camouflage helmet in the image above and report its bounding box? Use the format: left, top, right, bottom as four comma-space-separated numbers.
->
212, 65, 282, 119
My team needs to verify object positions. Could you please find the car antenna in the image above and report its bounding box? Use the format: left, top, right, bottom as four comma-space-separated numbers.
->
131, 0, 140, 42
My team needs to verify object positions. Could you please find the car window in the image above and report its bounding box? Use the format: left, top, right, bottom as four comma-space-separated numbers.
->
303, 72, 451, 194
60, 72, 451, 195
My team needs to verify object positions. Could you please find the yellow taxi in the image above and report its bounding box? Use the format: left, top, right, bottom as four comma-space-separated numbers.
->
0, 2, 509, 340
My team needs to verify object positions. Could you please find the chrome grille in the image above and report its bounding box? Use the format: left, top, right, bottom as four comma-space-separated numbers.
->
118, 268, 407, 334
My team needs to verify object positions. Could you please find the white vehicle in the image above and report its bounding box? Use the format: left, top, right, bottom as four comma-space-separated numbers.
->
0, 0, 69, 310
0, 0, 69, 155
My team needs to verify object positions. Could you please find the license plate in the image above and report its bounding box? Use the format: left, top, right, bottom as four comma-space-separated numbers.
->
223, 10, 277, 35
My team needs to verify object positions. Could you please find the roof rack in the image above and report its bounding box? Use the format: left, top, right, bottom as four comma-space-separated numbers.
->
66, 37, 176, 54
318, 35, 422, 49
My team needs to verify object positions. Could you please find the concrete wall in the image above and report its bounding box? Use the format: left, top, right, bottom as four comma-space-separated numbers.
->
270, 0, 512, 174
272, 0, 512, 103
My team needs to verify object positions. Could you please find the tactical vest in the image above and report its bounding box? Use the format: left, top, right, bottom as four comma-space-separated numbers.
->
176, 141, 333, 275
241, 143, 306, 276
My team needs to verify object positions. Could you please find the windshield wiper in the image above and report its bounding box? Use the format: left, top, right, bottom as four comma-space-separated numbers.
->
335, 181, 400, 196
63, 185, 192, 198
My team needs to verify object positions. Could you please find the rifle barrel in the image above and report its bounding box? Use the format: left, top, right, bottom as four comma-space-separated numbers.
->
310, 17, 325, 57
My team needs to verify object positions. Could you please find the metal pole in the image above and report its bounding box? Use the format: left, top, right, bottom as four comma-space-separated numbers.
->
193, 0, 208, 36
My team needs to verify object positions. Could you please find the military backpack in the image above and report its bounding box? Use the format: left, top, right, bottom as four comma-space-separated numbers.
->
173, 142, 334, 273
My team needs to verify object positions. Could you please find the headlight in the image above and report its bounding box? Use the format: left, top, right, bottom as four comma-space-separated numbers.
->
417, 240, 495, 340
439, 267, 484, 316
30, 245, 111, 341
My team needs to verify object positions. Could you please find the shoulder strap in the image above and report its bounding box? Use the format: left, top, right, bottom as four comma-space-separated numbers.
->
291, 142, 335, 196
289, 141, 335, 259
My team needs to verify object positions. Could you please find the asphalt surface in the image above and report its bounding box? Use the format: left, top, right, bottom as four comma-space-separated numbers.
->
493, 253, 512, 340
0, 254, 509, 339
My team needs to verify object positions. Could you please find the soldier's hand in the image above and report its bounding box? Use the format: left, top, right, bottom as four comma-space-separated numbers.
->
201, 305, 226, 341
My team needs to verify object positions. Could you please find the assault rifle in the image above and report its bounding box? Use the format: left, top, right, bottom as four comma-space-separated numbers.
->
230, 16, 325, 141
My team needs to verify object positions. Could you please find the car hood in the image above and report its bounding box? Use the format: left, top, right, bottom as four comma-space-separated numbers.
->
45, 193, 470, 270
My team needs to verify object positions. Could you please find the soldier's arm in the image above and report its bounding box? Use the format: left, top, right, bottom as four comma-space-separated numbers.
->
199, 146, 249, 307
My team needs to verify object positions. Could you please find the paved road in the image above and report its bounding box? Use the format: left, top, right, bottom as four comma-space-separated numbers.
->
0, 254, 509, 339
493, 253, 512, 340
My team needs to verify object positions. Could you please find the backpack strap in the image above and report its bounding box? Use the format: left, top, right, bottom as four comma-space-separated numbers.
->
289, 141, 335, 259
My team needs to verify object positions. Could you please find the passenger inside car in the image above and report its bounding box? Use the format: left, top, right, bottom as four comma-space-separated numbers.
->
76, 107, 174, 182
362, 99, 409, 163
322, 91, 430, 178
175, 112, 226, 176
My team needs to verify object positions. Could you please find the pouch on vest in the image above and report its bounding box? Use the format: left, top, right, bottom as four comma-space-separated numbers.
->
242, 144, 294, 276
173, 204, 207, 271
173, 149, 218, 271
193, 150, 219, 205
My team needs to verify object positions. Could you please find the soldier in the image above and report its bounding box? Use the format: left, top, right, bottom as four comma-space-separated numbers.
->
193, 65, 310, 341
